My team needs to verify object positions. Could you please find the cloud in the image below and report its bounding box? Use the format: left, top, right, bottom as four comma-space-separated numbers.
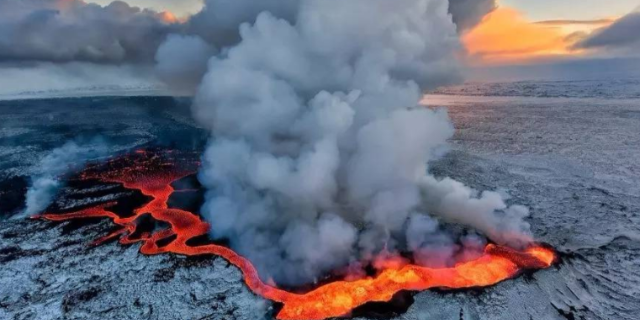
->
448, 0, 497, 32
88, 0, 204, 18
155, 34, 216, 95
575, 11, 640, 53
0, 0, 507, 95
186, 0, 299, 48
0, 0, 178, 64
535, 19, 615, 26
0, 0, 499, 67
155, 0, 494, 94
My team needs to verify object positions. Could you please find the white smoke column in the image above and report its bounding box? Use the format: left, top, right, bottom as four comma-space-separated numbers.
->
21, 139, 109, 218
419, 176, 532, 246
186, 0, 532, 285
405, 213, 487, 268
155, 34, 217, 95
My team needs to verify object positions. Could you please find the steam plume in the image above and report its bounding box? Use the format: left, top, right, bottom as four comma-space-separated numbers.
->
155, 34, 216, 95
153, 0, 498, 95
160, 0, 535, 286
21, 139, 108, 218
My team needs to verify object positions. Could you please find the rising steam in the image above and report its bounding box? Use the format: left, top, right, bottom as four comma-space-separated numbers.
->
150, 0, 533, 286
21, 139, 108, 218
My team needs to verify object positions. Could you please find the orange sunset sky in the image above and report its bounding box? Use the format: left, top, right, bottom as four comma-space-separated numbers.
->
462, 7, 615, 64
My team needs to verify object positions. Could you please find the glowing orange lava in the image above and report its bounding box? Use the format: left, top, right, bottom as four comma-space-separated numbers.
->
34, 150, 557, 320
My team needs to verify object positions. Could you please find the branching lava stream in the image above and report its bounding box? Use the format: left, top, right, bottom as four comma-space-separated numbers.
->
34, 150, 557, 320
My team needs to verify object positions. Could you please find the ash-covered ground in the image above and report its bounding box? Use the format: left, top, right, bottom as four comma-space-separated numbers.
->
1, 90, 639, 320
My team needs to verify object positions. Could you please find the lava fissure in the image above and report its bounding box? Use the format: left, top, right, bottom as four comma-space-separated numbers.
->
35, 151, 556, 320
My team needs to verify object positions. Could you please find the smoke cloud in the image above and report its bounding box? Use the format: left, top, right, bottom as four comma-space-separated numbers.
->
153, 0, 497, 95
0, 0, 498, 96
419, 176, 531, 245
575, 10, 640, 54
168, 0, 535, 286
186, 0, 299, 48
448, 0, 497, 32
155, 34, 216, 95
0, 0, 177, 64
21, 138, 108, 218
153, 0, 301, 95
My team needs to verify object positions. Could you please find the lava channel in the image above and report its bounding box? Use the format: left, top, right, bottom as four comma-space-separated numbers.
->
34, 150, 557, 320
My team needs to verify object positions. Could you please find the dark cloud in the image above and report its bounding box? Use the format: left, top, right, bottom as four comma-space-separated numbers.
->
185, 0, 494, 45
448, 0, 497, 32
154, 34, 216, 95
576, 11, 640, 52
0, 0, 502, 97
153, 0, 300, 95
155, 0, 495, 95
0, 0, 178, 64
535, 19, 615, 26
0, 0, 497, 66
186, 0, 299, 48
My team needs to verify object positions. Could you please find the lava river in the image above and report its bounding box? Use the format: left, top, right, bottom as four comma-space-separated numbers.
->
34, 150, 557, 320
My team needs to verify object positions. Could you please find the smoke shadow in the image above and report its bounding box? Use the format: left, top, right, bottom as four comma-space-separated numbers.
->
0, 175, 28, 218
168, 173, 205, 215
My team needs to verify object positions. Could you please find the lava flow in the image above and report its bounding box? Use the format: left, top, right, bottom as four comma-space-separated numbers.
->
34, 150, 557, 320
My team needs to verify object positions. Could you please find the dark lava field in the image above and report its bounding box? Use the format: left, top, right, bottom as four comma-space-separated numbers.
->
1, 94, 639, 320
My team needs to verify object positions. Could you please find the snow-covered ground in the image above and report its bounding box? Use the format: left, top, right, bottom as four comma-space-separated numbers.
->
0, 85, 168, 101
433, 78, 640, 100
0, 63, 166, 101
418, 90, 640, 320
1, 82, 640, 319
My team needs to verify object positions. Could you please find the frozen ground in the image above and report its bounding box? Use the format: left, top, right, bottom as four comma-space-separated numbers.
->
0, 85, 167, 101
1, 90, 639, 319
433, 78, 640, 99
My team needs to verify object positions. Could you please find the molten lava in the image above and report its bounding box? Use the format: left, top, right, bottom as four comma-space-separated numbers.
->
35, 150, 556, 320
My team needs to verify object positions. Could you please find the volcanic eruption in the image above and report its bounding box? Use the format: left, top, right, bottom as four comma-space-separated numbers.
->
35, 150, 555, 320
155, 0, 534, 286
28, 0, 559, 319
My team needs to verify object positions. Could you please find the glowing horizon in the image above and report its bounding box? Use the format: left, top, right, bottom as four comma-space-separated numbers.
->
462, 6, 617, 65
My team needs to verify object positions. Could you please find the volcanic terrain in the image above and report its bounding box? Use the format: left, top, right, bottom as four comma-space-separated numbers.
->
1, 92, 639, 320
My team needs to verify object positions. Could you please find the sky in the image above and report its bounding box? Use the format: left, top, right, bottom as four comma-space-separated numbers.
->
87, 0, 639, 22
462, 0, 640, 64
85, 0, 640, 65
88, 0, 203, 18
0, 0, 638, 97
88, 0, 203, 17
502, 0, 638, 21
